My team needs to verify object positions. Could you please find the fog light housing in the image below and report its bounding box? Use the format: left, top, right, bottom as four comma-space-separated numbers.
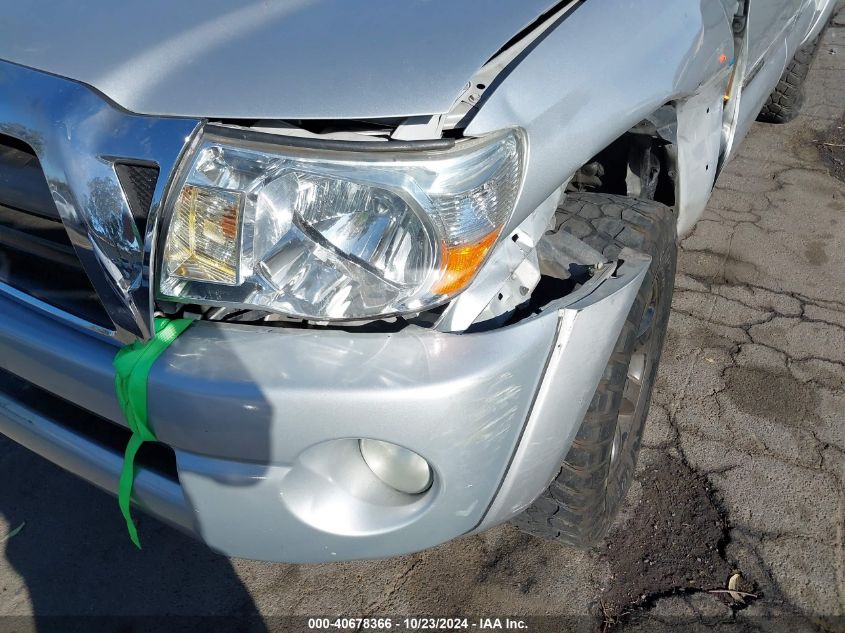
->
359, 439, 432, 495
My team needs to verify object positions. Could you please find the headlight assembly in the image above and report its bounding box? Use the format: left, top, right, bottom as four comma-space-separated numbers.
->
158, 126, 525, 320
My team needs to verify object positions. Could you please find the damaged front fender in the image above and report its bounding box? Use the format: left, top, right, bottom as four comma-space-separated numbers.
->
466, 0, 736, 237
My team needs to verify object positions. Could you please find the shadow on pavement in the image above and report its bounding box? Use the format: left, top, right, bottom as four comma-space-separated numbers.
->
0, 435, 267, 632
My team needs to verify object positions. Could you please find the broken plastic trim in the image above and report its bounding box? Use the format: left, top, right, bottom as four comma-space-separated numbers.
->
173, 206, 624, 338
207, 122, 455, 153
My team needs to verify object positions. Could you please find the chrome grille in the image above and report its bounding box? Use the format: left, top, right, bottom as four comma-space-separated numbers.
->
0, 60, 200, 343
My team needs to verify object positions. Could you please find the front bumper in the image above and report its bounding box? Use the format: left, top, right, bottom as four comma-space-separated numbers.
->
0, 57, 650, 562
0, 252, 648, 562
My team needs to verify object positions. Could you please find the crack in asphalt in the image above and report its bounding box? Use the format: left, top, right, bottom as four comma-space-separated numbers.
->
3, 10, 844, 633
602, 22, 845, 630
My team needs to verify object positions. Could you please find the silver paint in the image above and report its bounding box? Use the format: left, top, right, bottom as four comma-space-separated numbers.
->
166, 251, 644, 562
727, 0, 836, 162
464, 0, 826, 238
475, 250, 650, 530
0, 386, 193, 534
0, 0, 832, 562
674, 76, 726, 236
0, 246, 644, 561
466, 0, 737, 239
0, 0, 561, 119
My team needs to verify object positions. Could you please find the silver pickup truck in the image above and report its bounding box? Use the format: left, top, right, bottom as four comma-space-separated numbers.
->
0, 0, 837, 562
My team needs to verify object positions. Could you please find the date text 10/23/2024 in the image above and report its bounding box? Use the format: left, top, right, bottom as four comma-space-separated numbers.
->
307, 618, 529, 630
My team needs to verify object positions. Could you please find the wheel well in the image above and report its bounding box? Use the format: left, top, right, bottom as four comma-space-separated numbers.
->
568, 121, 677, 209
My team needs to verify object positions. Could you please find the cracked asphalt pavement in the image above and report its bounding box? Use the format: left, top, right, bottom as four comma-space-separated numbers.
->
1, 10, 844, 633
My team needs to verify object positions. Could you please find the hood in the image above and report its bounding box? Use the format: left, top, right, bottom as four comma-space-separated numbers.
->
0, 0, 558, 120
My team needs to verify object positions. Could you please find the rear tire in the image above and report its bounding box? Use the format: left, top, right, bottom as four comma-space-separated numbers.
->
511, 193, 677, 548
757, 34, 822, 124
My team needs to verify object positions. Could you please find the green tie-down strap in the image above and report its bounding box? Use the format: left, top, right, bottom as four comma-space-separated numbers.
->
113, 317, 192, 548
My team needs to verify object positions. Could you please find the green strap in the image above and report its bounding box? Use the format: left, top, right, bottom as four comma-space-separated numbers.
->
114, 317, 192, 548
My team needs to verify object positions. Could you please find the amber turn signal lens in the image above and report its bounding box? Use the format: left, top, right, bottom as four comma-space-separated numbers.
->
163, 184, 243, 285
432, 230, 500, 295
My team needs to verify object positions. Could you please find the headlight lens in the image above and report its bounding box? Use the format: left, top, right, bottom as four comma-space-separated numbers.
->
159, 126, 524, 320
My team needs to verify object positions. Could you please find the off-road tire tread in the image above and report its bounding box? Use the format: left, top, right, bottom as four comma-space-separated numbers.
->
510, 193, 677, 548
757, 34, 822, 124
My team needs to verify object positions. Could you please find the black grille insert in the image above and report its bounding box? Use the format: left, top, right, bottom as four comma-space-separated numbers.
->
0, 133, 59, 220
0, 134, 111, 328
0, 367, 179, 482
115, 162, 159, 238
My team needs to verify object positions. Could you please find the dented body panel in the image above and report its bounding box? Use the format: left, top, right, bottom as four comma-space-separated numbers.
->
467, 0, 834, 236
0, 249, 649, 561
0, 0, 837, 562
467, 0, 736, 236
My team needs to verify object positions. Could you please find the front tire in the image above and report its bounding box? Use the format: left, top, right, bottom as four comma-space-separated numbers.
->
511, 193, 677, 548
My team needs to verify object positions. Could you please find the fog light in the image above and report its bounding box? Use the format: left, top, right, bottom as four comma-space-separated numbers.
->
359, 439, 432, 495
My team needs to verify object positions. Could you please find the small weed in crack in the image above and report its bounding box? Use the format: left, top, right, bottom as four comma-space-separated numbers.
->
816, 115, 845, 183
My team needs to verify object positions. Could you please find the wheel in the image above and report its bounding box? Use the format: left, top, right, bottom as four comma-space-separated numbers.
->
757, 34, 822, 124
511, 192, 677, 548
